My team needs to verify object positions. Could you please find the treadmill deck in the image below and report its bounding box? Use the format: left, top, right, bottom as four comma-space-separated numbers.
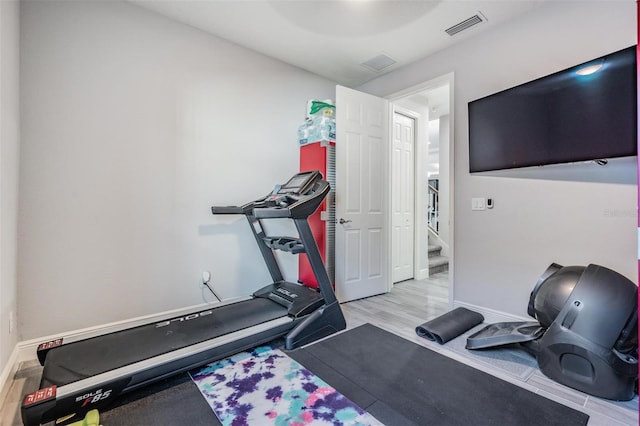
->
41, 298, 289, 388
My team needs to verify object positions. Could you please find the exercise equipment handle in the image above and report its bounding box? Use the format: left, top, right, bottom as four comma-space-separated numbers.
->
211, 205, 249, 215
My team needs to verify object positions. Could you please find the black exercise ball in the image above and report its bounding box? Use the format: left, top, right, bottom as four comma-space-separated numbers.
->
532, 265, 585, 328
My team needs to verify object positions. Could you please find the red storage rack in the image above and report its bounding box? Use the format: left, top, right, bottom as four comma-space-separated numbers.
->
299, 140, 335, 288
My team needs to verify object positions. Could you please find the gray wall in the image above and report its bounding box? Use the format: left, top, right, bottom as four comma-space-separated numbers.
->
359, 1, 637, 318
19, 0, 336, 339
0, 0, 20, 369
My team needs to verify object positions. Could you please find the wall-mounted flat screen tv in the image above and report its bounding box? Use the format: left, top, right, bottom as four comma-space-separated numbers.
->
468, 46, 637, 173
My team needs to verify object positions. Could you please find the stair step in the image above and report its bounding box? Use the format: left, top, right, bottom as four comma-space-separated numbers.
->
429, 255, 449, 275
429, 255, 448, 267
428, 244, 442, 258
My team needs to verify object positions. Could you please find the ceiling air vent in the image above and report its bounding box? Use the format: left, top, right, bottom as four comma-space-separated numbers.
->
361, 54, 397, 73
445, 14, 484, 36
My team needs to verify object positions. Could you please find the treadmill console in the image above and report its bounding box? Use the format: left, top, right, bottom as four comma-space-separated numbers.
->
278, 171, 321, 195
264, 171, 322, 207
212, 171, 328, 219
256, 171, 328, 219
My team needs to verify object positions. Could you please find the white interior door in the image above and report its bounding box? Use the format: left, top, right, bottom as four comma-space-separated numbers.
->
335, 85, 389, 303
392, 111, 415, 283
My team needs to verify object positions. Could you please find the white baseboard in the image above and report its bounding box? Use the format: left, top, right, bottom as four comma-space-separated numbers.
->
452, 300, 531, 324
0, 345, 20, 410
416, 268, 429, 281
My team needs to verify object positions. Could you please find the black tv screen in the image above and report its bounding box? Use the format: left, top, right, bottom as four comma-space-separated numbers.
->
468, 46, 637, 173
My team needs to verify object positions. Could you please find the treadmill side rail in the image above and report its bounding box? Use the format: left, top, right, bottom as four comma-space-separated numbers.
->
36, 339, 63, 365
22, 386, 57, 426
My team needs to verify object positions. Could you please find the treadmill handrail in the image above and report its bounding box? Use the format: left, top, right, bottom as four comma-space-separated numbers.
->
211, 200, 259, 216
210, 205, 245, 215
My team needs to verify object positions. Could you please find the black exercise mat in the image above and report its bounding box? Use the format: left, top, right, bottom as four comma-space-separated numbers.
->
100, 373, 221, 426
416, 307, 484, 344
289, 323, 589, 426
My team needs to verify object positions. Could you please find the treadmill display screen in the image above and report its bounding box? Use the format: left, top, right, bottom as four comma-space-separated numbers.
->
280, 173, 314, 193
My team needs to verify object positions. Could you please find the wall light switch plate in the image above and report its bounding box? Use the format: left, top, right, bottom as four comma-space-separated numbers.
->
472, 197, 486, 211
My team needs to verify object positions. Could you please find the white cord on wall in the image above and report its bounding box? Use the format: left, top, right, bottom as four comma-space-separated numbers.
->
201, 271, 222, 304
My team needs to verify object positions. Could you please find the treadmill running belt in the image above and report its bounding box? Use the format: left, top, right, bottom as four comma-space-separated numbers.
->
41, 298, 288, 388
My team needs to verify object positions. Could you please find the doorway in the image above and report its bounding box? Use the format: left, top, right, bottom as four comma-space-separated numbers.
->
392, 109, 416, 283
333, 77, 453, 304
388, 73, 453, 303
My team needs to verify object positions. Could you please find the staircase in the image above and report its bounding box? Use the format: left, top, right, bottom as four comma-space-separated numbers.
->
428, 243, 449, 275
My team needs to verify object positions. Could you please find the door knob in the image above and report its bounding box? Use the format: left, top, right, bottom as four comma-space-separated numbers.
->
339, 218, 352, 224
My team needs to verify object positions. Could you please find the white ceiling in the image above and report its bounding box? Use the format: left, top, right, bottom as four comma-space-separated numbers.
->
130, 0, 548, 87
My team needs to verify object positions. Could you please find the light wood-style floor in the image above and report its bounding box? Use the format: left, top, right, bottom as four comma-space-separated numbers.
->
2, 272, 638, 425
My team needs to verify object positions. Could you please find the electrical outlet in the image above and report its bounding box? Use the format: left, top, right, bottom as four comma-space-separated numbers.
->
201, 271, 211, 289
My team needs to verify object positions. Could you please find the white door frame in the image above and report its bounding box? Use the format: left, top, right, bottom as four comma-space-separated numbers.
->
391, 106, 421, 282
386, 72, 455, 309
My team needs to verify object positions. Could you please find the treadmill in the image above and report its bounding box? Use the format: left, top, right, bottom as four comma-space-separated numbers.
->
22, 170, 346, 426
